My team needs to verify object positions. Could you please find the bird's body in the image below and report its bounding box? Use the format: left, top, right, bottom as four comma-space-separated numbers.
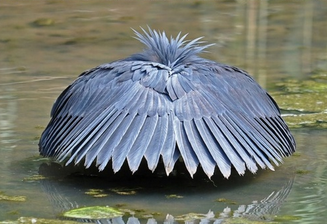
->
39, 28, 295, 178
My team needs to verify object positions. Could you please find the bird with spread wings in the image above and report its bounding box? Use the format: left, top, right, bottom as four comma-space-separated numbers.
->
39, 27, 295, 179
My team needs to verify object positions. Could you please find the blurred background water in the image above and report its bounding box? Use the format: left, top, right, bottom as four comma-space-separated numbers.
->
0, 1, 326, 223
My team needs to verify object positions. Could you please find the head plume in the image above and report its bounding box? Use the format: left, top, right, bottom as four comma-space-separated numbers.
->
131, 26, 213, 68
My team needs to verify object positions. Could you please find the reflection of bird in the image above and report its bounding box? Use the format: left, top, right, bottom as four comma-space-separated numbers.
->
38, 163, 295, 223
39, 27, 295, 179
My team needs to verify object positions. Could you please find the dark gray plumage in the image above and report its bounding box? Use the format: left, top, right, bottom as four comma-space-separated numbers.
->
39, 27, 296, 178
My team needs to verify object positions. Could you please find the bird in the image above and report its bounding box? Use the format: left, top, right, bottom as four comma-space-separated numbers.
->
39, 27, 296, 179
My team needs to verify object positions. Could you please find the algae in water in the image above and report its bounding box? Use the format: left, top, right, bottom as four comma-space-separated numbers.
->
62, 206, 123, 219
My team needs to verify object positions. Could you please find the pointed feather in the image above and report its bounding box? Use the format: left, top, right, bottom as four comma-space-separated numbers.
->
183, 119, 216, 178
144, 115, 169, 171
161, 114, 177, 174
205, 116, 246, 176
110, 113, 148, 172
194, 118, 232, 178
221, 112, 272, 170
127, 114, 159, 172
173, 118, 199, 177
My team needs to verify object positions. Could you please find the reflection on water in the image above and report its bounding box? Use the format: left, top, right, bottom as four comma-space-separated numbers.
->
0, 90, 16, 145
38, 162, 294, 223
0, 0, 327, 223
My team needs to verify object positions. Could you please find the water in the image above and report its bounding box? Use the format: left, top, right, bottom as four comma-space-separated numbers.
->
1, 0, 327, 223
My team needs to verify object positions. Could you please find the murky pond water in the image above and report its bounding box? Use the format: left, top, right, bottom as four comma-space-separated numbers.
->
1, 1, 327, 223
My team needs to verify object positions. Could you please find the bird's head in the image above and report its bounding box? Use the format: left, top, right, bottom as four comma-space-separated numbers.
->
130, 27, 213, 68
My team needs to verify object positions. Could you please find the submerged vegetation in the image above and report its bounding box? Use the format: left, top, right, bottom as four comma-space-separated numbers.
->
0, 191, 26, 202
273, 71, 327, 129
62, 206, 123, 219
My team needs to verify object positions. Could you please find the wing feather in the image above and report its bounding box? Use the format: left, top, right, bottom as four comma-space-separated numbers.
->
220, 112, 272, 170
144, 114, 169, 171
205, 116, 246, 175
99, 112, 137, 171
275, 116, 296, 151
57, 106, 119, 162
71, 108, 120, 164
177, 70, 195, 93
254, 117, 289, 156
173, 118, 199, 177
184, 119, 216, 178
40, 115, 80, 156
110, 113, 148, 172
82, 109, 127, 168
161, 114, 177, 174
194, 118, 232, 178
259, 117, 293, 154
214, 115, 258, 173
127, 114, 159, 172
229, 112, 282, 165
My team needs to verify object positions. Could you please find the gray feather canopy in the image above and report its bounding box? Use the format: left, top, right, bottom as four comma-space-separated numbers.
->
39, 27, 295, 179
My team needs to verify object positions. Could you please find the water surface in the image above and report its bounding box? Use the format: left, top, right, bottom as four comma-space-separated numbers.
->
1, 1, 327, 223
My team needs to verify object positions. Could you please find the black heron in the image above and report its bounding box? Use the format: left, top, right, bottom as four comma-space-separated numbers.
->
39, 27, 296, 179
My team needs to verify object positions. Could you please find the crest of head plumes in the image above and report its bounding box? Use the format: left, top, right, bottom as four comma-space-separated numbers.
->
132, 26, 213, 68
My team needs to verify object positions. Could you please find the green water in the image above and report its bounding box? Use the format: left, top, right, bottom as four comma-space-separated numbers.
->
1, 1, 326, 223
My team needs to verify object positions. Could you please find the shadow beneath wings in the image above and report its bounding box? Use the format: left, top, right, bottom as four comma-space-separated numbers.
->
38, 159, 294, 223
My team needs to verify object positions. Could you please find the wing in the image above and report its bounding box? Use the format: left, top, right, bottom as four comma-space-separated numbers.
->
39, 58, 295, 179
168, 61, 295, 178
39, 60, 178, 175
